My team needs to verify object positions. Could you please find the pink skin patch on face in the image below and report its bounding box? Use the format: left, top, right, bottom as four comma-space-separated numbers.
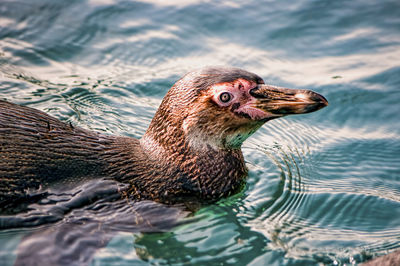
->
211, 79, 271, 120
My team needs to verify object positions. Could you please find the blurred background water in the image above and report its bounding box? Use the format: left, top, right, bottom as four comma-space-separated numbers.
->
0, 0, 399, 265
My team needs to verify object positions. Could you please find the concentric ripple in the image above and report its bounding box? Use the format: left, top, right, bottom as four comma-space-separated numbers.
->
238, 115, 400, 264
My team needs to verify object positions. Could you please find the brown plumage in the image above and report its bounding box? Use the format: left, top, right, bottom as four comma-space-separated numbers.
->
0, 66, 328, 210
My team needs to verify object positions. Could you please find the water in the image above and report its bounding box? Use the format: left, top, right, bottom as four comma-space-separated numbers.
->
0, 0, 399, 265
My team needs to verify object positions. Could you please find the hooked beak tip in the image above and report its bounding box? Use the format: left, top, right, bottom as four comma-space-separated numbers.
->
295, 91, 329, 109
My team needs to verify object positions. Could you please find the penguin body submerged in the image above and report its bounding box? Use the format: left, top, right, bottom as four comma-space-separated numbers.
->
0, 67, 328, 210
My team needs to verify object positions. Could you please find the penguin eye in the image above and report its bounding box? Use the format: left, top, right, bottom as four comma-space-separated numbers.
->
219, 92, 232, 103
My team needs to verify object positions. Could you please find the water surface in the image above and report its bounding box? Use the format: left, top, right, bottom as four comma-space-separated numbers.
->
0, 0, 400, 265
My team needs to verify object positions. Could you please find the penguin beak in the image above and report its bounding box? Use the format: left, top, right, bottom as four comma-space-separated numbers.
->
249, 85, 328, 118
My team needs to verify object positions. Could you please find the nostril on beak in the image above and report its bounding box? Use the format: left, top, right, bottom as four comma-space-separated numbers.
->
249, 87, 263, 98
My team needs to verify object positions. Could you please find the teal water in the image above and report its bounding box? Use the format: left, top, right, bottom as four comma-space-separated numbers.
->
0, 0, 400, 265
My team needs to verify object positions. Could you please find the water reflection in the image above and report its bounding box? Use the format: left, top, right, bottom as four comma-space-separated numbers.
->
0, 179, 190, 265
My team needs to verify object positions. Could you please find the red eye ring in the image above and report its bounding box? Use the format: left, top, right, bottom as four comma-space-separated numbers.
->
219, 92, 232, 103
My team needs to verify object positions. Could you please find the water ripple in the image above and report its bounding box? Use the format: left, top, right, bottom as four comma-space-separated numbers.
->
0, 0, 399, 264
241, 111, 400, 263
